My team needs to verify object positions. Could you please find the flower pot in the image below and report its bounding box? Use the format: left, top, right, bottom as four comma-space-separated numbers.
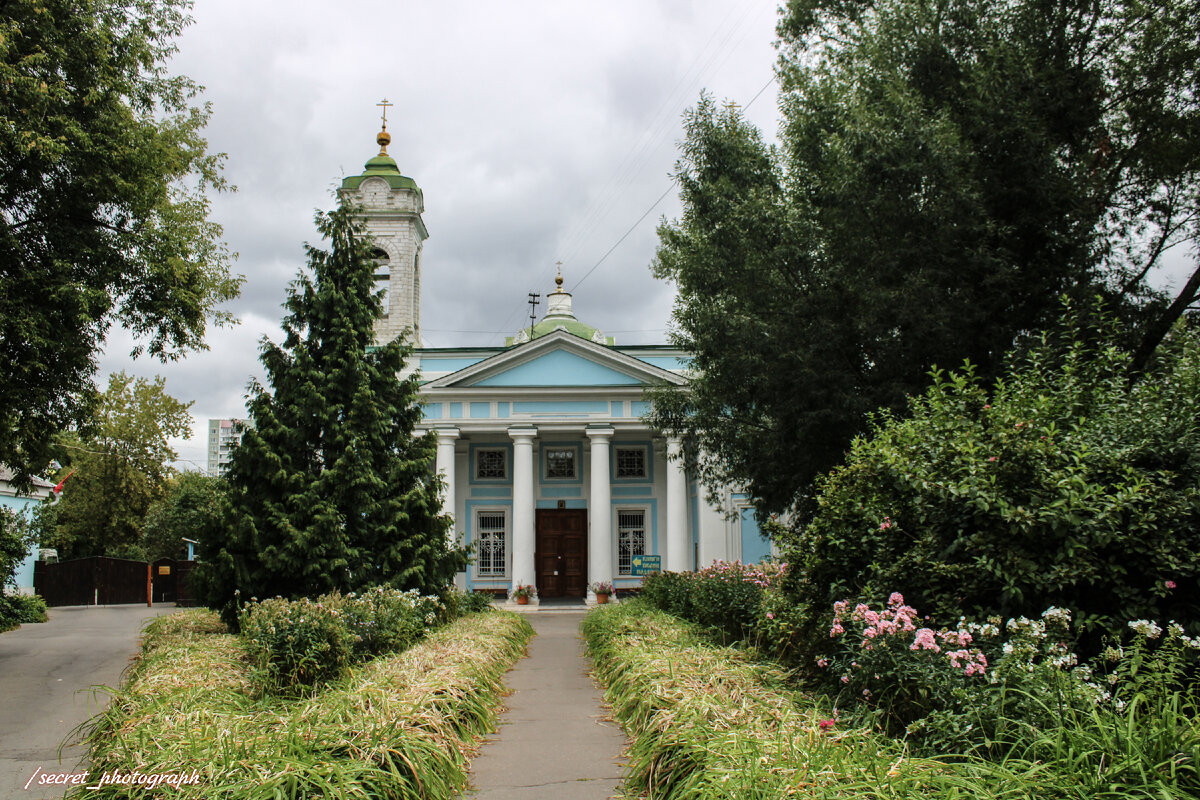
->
595, 593, 610, 604
516, 596, 529, 605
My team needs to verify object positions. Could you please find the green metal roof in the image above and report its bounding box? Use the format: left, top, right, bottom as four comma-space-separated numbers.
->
340, 152, 423, 194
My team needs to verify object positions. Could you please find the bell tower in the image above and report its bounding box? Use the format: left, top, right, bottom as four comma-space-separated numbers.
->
338, 99, 428, 344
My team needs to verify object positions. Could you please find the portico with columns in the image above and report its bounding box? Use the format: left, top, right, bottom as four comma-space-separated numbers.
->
419, 321, 702, 604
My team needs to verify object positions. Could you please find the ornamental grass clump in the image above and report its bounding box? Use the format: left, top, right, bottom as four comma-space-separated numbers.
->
582, 600, 1020, 799
77, 608, 533, 800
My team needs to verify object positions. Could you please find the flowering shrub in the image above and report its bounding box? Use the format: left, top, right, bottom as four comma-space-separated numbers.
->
239, 595, 355, 695
334, 587, 442, 658
640, 561, 786, 643
238, 587, 451, 695
821, 593, 992, 730
688, 560, 786, 642
776, 319, 1200, 659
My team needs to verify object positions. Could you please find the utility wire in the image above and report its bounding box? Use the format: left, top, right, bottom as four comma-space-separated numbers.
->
572, 72, 777, 293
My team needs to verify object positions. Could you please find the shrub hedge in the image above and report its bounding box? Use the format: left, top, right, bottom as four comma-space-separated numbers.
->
776, 318, 1200, 658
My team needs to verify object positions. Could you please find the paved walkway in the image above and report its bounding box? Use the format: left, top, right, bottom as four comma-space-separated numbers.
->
465, 612, 627, 800
0, 604, 174, 800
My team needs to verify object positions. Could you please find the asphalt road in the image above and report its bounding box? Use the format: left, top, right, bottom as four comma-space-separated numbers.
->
0, 604, 175, 800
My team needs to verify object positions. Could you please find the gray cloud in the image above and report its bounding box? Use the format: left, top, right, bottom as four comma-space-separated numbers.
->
96, 0, 785, 469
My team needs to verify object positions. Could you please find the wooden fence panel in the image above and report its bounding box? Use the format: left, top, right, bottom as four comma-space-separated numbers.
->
34, 557, 150, 607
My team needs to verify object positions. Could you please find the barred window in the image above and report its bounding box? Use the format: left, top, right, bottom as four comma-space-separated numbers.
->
617, 510, 646, 576
476, 448, 507, 480
476, 511, 507, 577
615, 447, 647, 478
545, 447, 576, 479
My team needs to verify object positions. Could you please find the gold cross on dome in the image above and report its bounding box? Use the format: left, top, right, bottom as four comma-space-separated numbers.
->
377, 98, 393, 129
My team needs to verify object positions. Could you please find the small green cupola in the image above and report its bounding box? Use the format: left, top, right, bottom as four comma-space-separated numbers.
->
507, 266, 615, 346
340, 120, 424, 196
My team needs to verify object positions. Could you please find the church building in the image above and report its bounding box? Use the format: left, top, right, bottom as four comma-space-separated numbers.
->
338, 122, 771, 606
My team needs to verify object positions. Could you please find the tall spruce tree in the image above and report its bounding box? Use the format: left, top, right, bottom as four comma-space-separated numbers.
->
194, 205, 464, 622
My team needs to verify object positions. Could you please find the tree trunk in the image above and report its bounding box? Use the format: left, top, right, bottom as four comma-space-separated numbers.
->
1129, 264, 1200, 378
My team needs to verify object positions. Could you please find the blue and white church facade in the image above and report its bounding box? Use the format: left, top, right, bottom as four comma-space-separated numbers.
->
340, 125, 771, 605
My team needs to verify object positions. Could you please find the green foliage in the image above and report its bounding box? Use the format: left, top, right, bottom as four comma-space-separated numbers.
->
0, 506, 34, 590
238, 596, 356, 696
439, 587, 494, 621
335, 586, 441, 660
79, 608, 534, 800
236, 587, 454, 696
140, 471, 226, 561
779, 319, 1200, 654
640, 561, 784, 643
652, 0, 1200, 513
583, 601, 1021, 799
193, 204, 466, 624
0, 593, 48, 629
639, 570, 694, 618
587, 600, 1200, 798
0, 0, 242, 483
45, 372, 192, 560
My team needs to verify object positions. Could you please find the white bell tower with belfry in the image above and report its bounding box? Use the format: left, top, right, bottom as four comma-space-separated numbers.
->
338, 99, 428, 345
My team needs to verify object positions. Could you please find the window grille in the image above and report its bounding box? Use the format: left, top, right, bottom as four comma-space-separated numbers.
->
545, 447, 576, 479
617, 509, 646, 575
615, 447, 647, 478
476, 511, 506, 577
476, 449, 507, 480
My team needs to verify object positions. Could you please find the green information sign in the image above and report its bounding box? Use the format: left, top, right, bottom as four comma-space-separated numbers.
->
630, 555, 661, 576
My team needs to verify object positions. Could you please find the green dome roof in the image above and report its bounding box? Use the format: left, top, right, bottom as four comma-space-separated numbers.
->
339, 134, 422, 193
505, 277, 615, 346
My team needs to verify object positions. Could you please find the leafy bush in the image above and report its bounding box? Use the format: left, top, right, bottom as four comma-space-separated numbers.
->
440, 587, 494, 620
335, 586, 441, 659
238, 596, 355, 695
639, 570, 694, 618
0, 592, 47, 628
819, 593, 990, 733
641, 561, 784, 643
778, 318, 1200, 657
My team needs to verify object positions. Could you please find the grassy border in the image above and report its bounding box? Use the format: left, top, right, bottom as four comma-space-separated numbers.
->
583, 601, 1045, 799
74, 609, 533, 799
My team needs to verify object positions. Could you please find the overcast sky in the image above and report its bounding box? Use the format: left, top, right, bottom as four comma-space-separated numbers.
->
96, 0, 1195, 474
96, 0, 785, 471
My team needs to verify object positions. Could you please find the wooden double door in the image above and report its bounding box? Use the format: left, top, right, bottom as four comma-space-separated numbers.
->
535, 509, 587, 598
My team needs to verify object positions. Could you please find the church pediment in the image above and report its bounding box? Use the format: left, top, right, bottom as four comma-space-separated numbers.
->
423, 330, 687, 389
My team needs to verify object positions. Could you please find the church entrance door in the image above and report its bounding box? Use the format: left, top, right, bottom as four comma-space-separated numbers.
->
535, 509, 587, 598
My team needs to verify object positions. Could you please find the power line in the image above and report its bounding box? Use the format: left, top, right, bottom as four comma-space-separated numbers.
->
572, 72, 777, 292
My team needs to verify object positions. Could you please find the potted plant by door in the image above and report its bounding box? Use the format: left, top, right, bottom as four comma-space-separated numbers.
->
589, 580, 615, 604
510, 584, 536, 605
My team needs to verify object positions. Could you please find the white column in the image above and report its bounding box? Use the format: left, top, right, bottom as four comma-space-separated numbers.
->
587, 426, 614, 602
434, 427, 460, 544
666, 435, 689, 572
509, 427, 538, 597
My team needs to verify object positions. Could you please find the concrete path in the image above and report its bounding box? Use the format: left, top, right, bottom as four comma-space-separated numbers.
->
465, 612, 627, 800
0, 604, 175, 800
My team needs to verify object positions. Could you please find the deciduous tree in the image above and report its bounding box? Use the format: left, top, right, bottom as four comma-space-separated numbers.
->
0, 0, 241, 484
652, 0, 1200, 512
46, 371, 192, 559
